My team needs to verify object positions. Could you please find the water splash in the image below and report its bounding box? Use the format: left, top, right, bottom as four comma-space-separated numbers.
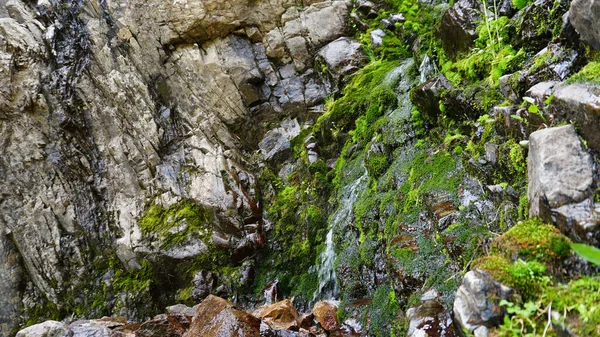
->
313, 166, 368, 300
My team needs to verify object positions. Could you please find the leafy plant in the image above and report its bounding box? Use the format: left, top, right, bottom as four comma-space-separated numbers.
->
571, 243, 600, 265
521, 96, 546, 121
499, 300, 544, 337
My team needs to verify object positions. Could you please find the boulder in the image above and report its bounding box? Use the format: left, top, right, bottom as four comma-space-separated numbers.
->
69, 320, 112, 337
553, 199, 600, 246
318, 38, 365, 81
184, 295, 260, 337
406, 290, 458, 337
569, 0, 600, 50
15, 321, 69, 337
516, 0, 559, 51
453, 270, 514, 335
258, 119, 302, 163
135, 314, 190, 337
253, 299, 300, 330
312, 301, 339, 331
528, 125, 594, 219
439, 0, 481, 59
370, 29, 386, 48
166, 304, 196, 317
500, 44, 579, 103
549, 84, 600, 155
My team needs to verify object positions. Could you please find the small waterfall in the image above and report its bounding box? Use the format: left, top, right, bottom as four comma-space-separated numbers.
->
419, 55, 438, 84
314, 166, 368, 300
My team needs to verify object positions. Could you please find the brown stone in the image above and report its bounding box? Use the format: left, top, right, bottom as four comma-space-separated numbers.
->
110, 323, 141, 337
312, 301, 339, 331
136, 314, 190, 337
298, 313, 315, 330
184, 295, 260, 337
252, 298, 299, 330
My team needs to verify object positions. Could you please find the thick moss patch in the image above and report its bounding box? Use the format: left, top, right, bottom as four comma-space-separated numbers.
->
139, 200, 213, 249
493, 219, 571, 263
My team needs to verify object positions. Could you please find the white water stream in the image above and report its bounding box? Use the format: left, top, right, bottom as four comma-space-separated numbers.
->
313, 166, 368, 300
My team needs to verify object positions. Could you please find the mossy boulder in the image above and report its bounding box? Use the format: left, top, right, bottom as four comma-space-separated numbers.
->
492, 219, 571, 263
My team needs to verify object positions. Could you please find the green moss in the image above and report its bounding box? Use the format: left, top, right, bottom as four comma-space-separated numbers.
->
319, 60, 399, 135
370, 285, 400, 337
566, 61, 600, 84
112, 259, 155, 313
474, 256, 548, 299
441, 14, 525, 87
290, 128, 313, 159
474, 255, 513, 285
365, 153, 390, 179
512, 0, 531, 10
139, 200, 213, 249
493, 219, 572, 263
396, 150, 459, 220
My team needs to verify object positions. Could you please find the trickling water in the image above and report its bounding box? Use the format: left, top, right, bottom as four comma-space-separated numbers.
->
418, 55, 438, 84
314, 166, 368, 300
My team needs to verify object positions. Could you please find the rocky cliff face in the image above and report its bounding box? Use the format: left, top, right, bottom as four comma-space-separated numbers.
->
0, 0, 358, 333
4, 0, 600, 336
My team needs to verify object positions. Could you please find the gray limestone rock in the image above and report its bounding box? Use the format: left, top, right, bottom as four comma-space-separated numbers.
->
15, 321, 69, 337
370, 29, 386, 48
318, 37, 364, 81
453, 270, 514, 335
569, 0, 600, 50
259, 119, 302, 163
549, 84, 600, 155
528, 125, 594, 219
0, 0, 349, 330
553, 199, 600, 246
69, 321, 112, 337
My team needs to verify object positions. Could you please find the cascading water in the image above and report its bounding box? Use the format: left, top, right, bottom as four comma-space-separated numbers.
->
418, 55, 438, 84
313, 166, 368, 300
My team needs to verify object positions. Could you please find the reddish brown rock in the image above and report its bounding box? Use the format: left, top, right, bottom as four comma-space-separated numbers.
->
253, 298, 299, 330
110, 322, 140, 337
312, 301, 339, 331
135, 314, 190, 337
184, 295, 260, 337
298, 313, 315, 330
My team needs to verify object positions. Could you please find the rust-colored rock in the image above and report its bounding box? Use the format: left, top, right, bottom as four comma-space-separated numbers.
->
184, 295, 260, 337
252, 298, 299, 330
298, 313, 315, 330
312, 301, 339, 331
110, 322, 140, 337
136, 314, 190, 337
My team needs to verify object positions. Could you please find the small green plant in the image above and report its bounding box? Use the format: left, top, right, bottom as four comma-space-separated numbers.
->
498, 300, 543, 337
571, 243, 600, 265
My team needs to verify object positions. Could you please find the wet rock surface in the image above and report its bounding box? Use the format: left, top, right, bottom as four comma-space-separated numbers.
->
406, 290, 458, 337
439, 0, 481, 59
